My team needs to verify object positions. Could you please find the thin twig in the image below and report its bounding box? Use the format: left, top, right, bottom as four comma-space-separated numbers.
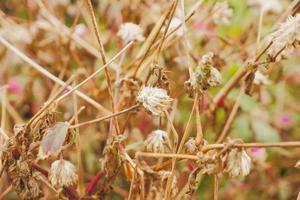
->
0, 35, 109, 114
70, 104, 139, 129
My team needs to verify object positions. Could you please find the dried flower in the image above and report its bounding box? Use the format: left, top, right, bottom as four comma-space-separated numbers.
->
225, 148, 251, 178
144, 130, 171, 153
253, 71, 271, 85
186, 52, 222, 94
185, 137, 197, 154
267, 14, 300, 60
137, 86, 172, 116
212, 2, 233, 25
49, 159, 78, 187
117, 22, 145, 43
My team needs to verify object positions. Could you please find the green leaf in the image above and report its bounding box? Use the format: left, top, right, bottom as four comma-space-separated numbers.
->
232, 114, 251, 142
251, 118, 280, 142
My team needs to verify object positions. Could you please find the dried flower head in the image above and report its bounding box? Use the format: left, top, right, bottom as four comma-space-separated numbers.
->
186, 52, 222, 94
117, 22, 145, 43
49, 159, 78, 187
137, 86, 172, 116
225, 148, 251, 178
144, 130, 171, 153
212, 2, 233, 25
267, 14, 300, 60
185, 137, 197, 154
253, 71, 271, 85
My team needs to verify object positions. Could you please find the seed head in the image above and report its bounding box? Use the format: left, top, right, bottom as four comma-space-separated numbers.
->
144, 130, 170, 153
137, 86, 172, 116
185, 138, 197, 154
117, 22, 145, 43
225, 148, 251, 178
187, 52, 222, 94
49, 159, 78, 187
267, 14, 300, 60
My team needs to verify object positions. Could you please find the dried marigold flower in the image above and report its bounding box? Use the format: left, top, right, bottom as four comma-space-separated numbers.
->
267, 14, 300, 60
137, 86, 172, 116
212, 2, 233, 25
186, 52, 222, 94
225, 148, 251, 178
117, 22, 145, 43
144, 130, 171, 153
49, 159, 78, 187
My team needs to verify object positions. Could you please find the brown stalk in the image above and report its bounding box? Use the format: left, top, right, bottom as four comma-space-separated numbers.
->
85, 0, 120, 134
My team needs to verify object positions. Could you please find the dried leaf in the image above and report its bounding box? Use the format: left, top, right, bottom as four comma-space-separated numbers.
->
38, 122, 69, 159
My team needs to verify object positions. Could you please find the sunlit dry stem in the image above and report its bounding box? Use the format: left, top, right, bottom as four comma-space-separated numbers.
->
85, 0, 121, 134
0, 35, 109, 114
68, 106, 86, 125
72, 89, 85, 196
214, 175, 219, 200
216, 85, 245, 143
0, 185, 12, 199
70, 104, 140, 129
130, 0, 203, 74
177, 94, 197, 153
54, 41, 133, 104
212, 41, 273, 111
136, 152, 198, 160
27, 74, 78, 128
1, 86, 8, 131
195, 93, 203, 145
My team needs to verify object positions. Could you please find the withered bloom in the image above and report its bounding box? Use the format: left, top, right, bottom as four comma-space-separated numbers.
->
144, 130, 171, 153
49, 159, 78, 187
137, 86, 172, 116
225, 148, 251, 178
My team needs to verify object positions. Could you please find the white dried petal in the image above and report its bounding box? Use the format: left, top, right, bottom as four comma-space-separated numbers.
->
117, 22, 145, 43
49, 159, 78, 187
38, 122, 69, 160
207, 67, 222, 87
253, 71, 271, 85
212, 2, 233, 25
137, 86, 172, 116
144, 130, 170, 153
225, 148, 251, 178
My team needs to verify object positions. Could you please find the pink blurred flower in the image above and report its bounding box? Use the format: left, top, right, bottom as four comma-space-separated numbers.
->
249, 147, 266, 162
276, 114, 293, 130
8, 78, 22, 94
